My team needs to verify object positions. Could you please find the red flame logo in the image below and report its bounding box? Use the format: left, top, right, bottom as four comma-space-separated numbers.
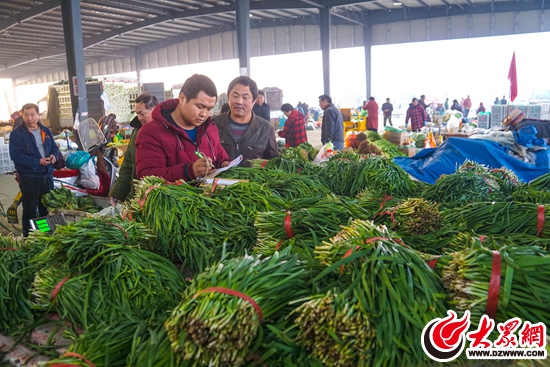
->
422, 310, 470, 362
432, 310, 471, 350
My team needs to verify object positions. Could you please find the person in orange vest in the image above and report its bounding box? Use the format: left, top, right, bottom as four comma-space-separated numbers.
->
365, 96, 379, 132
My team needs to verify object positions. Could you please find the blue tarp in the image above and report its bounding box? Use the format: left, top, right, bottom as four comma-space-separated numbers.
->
394, 138, 550, 184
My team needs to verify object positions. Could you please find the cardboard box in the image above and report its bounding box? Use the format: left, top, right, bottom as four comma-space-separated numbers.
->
398, 147, 417, 157
384, 131, 408, 145
340, 108, 352, 121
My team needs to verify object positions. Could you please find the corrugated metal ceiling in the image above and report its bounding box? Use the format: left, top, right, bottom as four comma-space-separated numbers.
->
0, 0, 545, 80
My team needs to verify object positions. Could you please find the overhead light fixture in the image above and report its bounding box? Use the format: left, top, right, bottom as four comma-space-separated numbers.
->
393, 1, 403, 5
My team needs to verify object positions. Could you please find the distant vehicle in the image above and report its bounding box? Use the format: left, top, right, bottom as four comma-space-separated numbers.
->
529, 90, 550, 104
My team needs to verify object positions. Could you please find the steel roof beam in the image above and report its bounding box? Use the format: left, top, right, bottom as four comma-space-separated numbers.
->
416, 0, 430, 8
0, 0, 61, 33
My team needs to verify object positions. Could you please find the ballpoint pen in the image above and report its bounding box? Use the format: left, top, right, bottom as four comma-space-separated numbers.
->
195, 151, 204, 159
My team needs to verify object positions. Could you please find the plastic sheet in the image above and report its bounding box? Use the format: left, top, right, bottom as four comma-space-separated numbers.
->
394, 137, 550, 184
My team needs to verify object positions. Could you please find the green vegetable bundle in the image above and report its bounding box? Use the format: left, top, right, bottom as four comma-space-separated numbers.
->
0, 235, 35, 332
350, 156, 418, 198
254, 195, 369, 260
33, 247, 185, 328
355, 190, 401, 218
251, 145, 321, 175
511, 187, 550, 204
438, 244, 550, 328
31, 217, 155, 271
128, 178, 228, 272
127, 324, 188, 367
45, 321, 147, 367
528, 172, 550, 191
443, 202, 550, 236
41, 186, 101, 213
165, 251, 310, 366
422, 170, 504, 206
314, 220, 448, 367
293, 292, 375, 367
374, 198, 442, 236
317, 155, 360, 197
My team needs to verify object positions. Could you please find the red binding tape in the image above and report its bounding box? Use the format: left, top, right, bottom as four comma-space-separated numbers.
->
211, 178, 219, 194
427, 259, 439, 270
537, 205, 545, 237
485, 250, 502, 320
284, 211, 295, 239
379, 194, 394, 210
51, 276, 70, 302
108, 223, 128, 241
260, 160, 268, 168
0, 247, 19, 251
194, 287, 263, 323
340, 245, 361, 274
479, 235, 486, 243
137, 184, 161, 209
275, 240, 284, 251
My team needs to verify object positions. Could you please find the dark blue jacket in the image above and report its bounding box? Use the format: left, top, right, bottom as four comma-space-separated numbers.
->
321, 103, 344, 145
9, 121, 59, 179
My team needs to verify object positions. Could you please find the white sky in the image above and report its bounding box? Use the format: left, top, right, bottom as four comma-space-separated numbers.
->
1, 31, 549, 120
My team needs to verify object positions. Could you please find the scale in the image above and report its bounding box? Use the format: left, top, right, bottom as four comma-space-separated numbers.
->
30, 213, 68, 233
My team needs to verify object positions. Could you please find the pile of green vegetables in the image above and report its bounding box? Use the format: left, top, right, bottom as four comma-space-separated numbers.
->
42, 186, 101, 213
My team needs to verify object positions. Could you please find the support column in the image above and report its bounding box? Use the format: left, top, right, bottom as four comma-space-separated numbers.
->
363, 20, 372, 99
60, 0, 88, 124
135, 50, 143, 91
320, 6, 331, 96
235, 0, 251, 76
11, 79, 18, 113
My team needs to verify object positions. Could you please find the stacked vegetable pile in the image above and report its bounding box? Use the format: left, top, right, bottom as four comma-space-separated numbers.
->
0, 235, 35, 332
30, 217, 185, 329
165, 250, 310, 366
252, 142, 320, 175
42, 186, 101, 213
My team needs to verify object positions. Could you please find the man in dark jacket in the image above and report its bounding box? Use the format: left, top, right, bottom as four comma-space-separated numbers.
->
381, 98, 393, 127
319, 94, 344, 150
214, 76, 278, 167
279, 103, 307, 148
252, 90, 270, 121
419, 95, 431, 122
135, 74, 231, 182
9, 103, 60, 236
110, 92, 159, 205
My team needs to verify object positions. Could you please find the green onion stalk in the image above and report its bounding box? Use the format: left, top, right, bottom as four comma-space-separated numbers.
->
314, 220, 448, 367
44, 320, 148, 367
317, 156, 360, 197
371, 139, 407, 159
164, 250, 311, 367
32, 246, 186, 329
438, 244, 550, 329
355, 190, 401, 218
253, 195, 370, 261
0, 235, 35, 332
127, 323, 190, 367
250, 145, 321, 176
442, 202, 550, 236
31, 217, 155, 272
527, 172, 550, 191
373, 198, 443, 236
292, 291, 375, 367
511, 186, 550, 204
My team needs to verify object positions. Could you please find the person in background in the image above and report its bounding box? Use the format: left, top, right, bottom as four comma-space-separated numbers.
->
98, 113, 118, 142
419, 95, 431, 122
279, 103, 308, 148
462, 95, 472, 118
500, 95, 508, 105
220, 102, 230, 115
381, 97, 393, 127
476, 103, 486, 114
10, 111, 24, 129
361, 100, 368, 112
252, 90, 270, 121
435, 104, 445, 115
444, 98, 449, 111
135, 74, 230, 182
405, 98, 428, 132
9, 103, 60, 236
109, 92, 159, 205
494, 97, 500, 105
214, 76, 278, 166
451, 99, 463, 112
319, 94, 344, 150
365, 97, 379, 132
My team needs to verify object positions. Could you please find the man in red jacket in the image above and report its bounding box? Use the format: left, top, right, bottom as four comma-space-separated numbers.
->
135, 74, 231, 182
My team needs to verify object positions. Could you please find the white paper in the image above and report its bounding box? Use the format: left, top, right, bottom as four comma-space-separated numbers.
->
204, 155, 243, 178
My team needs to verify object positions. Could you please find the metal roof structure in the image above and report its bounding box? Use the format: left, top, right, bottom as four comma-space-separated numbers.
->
1, 0, 548, 84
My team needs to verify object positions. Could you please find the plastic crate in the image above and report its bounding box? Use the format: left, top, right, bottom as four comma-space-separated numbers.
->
1, 151, 10, 159
0, 144, 8, 152
477, 114, 491, 129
